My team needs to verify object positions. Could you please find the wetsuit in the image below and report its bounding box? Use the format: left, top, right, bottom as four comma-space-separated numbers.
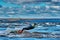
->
22, 24, 35, 31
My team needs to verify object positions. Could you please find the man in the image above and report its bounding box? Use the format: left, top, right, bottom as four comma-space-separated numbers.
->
10, 23, 37, 34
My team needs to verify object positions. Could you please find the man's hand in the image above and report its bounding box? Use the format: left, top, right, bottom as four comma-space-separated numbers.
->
17, 30, 23, 34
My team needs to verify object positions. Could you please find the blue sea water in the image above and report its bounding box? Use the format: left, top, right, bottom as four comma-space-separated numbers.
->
0, 0, 20, 8
0, 37, 60, 40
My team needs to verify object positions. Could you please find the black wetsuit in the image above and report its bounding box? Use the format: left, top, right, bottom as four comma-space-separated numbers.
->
22, 24, 35, 31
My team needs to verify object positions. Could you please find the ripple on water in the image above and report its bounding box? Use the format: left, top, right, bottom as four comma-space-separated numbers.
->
0, 37, 60, 40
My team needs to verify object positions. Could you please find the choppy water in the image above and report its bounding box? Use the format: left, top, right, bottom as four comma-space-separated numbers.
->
0, 25, 60, 40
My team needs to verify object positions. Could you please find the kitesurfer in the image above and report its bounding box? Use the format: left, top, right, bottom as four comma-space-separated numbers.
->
17, 23, 37, 34
10, 23, 37, 34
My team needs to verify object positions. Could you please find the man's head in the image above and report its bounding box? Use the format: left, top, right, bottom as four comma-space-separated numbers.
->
32, 23, 37, 26
34, 23, 37, 25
